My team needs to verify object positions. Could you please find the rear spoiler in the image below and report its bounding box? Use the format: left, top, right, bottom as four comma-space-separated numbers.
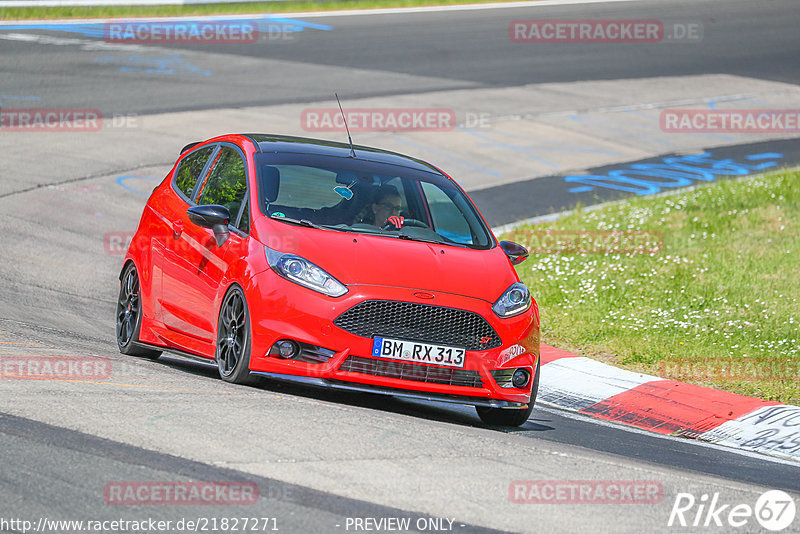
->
180, 142, 200, 154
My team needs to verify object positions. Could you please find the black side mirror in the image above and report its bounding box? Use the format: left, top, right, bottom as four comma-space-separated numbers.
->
188, 205, 231, 247
499, 240, 528, 265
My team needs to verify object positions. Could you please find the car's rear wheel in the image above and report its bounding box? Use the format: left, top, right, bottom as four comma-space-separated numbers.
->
216, 285, 255, 385
476, 359, 540, 427
116, 263, 161, 359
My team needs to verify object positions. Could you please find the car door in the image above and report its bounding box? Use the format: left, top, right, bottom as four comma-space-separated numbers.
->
149, 144, 216, 326
160, 144, 249, 348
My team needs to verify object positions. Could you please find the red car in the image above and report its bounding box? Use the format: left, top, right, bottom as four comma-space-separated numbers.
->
116, 134, 540, 426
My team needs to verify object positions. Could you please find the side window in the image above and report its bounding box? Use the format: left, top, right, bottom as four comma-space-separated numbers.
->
420, 182, 473, 244
197, 146, 248, 231
174, 146, 214, 200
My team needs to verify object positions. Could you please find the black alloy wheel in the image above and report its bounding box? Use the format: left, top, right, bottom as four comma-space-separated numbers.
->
116, 263, 161, 359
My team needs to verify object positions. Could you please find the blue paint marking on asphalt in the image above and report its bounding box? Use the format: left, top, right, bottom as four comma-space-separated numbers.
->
117, 175, 159, 195
564, 151, 784, 196
0, 16, 332, 38
254, 17, 333, 32
0, 23, 106, 38
708, 97, 765, 110
0, 95, 41, 108
746, 152, 782, 160
94, 54, 211, 75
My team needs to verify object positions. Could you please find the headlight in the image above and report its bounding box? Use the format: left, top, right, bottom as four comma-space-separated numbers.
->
265, 247, 348, 297
492, 282, 531, 318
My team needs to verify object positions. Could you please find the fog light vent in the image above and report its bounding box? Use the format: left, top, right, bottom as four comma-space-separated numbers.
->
491, 368, 530, 389
269, 340, 335, 363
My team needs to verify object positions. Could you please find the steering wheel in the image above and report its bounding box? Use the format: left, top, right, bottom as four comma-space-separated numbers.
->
381, 218, 428, 231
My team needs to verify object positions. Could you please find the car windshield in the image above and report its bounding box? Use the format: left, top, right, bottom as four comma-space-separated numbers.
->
255, 153, 493, 248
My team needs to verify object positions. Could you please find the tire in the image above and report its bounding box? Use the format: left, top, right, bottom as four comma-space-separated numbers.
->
476, 359, 540, 427
216, 285, 255, 385
116, 263, 162, 359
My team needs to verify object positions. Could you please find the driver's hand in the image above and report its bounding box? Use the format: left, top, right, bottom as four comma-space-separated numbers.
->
387, 215, 404, 229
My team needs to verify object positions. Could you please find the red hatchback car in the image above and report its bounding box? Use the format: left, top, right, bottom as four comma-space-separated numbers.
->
117, 134, 540, 426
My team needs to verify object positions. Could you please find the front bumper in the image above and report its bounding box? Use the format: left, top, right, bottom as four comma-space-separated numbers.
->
246, 273, 539, 406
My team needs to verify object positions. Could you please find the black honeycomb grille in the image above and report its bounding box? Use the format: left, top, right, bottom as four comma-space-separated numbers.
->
333, 300, 501, 351
339, 355, 484, 388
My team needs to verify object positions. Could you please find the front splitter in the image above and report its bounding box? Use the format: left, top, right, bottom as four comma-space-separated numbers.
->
251, 371, 529, 409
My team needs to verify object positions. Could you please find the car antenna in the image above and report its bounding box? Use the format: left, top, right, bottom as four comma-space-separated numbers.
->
335, 92, 357, 158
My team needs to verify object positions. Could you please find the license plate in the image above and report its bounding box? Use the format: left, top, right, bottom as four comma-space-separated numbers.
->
371, 337, 466, 368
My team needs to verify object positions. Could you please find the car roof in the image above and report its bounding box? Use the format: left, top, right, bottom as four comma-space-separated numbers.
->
242, 133, 443, 175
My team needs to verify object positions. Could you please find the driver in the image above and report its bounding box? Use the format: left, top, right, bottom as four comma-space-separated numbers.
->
362, 185, 403, 227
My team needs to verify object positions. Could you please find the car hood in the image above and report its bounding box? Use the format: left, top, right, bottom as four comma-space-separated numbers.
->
256, 221, 518, 303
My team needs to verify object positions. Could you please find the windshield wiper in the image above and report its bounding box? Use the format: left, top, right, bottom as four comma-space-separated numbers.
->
396, 233, 473, 248
395, 233, 446, 245
269, 215, 359, 233
270, 214, 325, 229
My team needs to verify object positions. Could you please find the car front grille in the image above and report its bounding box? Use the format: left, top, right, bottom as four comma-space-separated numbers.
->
339, 355, 484, 388
333, 300, 501, 351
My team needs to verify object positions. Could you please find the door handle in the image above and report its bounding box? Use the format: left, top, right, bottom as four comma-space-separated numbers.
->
172, 220, 183, 238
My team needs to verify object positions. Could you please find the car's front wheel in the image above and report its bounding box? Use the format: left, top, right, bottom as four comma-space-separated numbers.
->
116, 263, 161, 359
476, 359, 540, 427
216, 285, 255, 385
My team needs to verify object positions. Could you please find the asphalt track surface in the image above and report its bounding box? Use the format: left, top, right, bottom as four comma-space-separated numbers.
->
2, 0, 800, 532
2, 0, 800, 114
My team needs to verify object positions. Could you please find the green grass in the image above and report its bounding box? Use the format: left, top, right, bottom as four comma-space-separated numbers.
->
1, 0, 530, 20
506, 169, 800, 405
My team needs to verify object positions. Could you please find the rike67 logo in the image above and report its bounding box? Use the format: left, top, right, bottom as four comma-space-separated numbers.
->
668, 490, 796, 531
